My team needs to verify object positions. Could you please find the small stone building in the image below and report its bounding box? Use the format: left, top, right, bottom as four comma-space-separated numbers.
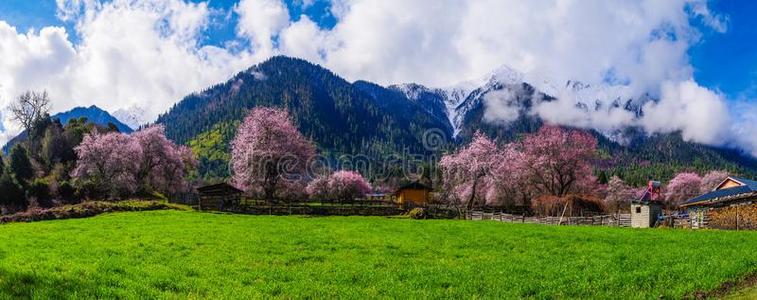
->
631, 181, 663, 228
197, 183, 243, 211
395, 181, 432, 206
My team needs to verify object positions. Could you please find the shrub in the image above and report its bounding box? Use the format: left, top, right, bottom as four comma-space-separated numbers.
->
405, 207, 427, 219
57, 181, 78, 204
0, 200, 188, 224
0, 172, 26, 213
28, 179, 53, 208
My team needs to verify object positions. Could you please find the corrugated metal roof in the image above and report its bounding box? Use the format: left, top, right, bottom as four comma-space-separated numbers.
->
682, 185, 755, 206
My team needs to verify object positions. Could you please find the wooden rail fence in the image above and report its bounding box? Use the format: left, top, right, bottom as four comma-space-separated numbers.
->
466, 211, 632, 227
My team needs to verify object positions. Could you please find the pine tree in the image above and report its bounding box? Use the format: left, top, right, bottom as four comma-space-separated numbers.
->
0, 171, 25, 212
9, 145, 33, 183
597, 170, 608, 184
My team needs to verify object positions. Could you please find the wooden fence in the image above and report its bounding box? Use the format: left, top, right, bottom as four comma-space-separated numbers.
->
466, 211, 632, 227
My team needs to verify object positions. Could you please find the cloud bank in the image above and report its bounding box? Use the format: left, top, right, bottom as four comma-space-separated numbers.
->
0, 0, 753, 157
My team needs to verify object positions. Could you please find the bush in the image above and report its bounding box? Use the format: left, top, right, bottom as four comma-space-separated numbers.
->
29, 179, 53, 208
0, 172, 26, 213
405, 207, 427, 219
57, 181, 78, 204
0, 200, 189, 224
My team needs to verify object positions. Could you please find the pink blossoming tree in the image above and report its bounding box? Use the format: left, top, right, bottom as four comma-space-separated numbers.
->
230, 107, 315, 200
664, 172, 702, 208
699, 170, 729, 194
329, 170, 372, 201
72, 131, 140, 198
306, 170, 372, 201
440, 126, 598, 211
72, 125, 196, 199
132, 125, 196, 194
604, 176, 634, 213
519, 125, 598, 197
439, 132, 500, 209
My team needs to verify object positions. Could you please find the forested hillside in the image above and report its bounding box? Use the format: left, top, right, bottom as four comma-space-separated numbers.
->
156, 56, 757, 184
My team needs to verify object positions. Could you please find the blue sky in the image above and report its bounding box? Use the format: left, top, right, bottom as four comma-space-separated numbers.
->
689, 0, 757, 100
0, 0, 755, 155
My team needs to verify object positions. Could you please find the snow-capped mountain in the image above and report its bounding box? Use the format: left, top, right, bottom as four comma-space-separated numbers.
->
113, 105, 150, 130
391, 64, 656, 142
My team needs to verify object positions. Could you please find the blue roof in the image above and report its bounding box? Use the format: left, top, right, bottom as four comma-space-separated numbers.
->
682, 176, 757, 206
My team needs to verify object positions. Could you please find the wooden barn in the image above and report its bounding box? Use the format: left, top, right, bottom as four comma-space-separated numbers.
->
395, 181, 432, 206
681, 176, 757, 229
197, 183, 243, 211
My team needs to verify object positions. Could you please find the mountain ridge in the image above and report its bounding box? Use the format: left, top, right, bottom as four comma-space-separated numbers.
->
149, 56, 757, 183
2, 105, 132, 153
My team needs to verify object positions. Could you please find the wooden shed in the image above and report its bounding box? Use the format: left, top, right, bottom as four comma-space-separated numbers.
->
197, 183, 243, 211
395, 181, 432, 206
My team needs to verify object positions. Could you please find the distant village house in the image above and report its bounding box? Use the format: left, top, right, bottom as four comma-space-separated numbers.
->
681, 176, 757, 229
197, 183, 243, 211
394, 181, 433, 206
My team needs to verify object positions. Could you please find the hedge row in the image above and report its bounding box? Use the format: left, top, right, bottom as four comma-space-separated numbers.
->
0, 200, 188, 224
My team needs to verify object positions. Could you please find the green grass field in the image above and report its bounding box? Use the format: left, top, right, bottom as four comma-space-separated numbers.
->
0, 211, 755, 299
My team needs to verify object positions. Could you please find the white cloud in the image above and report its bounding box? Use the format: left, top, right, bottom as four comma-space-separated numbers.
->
641, 80, 730, 145
0, 0, 754, 157
483, 89, 524, 125
689, 0, 729, 33
0, 0, 259, 145
729, 101, 757, 157
234, 0, 290, 57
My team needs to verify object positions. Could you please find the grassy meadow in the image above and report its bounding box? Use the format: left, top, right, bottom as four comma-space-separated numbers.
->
0, 210, 755, 299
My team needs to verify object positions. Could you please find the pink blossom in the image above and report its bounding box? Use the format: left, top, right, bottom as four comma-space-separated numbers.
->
72, 125, 196, 198
699, 170, 729, 194
306, 170, 372, 201
664, 172, 702, 207
72, 131, 140, 198
230, 107, 315, 199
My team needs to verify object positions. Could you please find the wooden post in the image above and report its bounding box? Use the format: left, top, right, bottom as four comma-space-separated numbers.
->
736, 205, 740, 231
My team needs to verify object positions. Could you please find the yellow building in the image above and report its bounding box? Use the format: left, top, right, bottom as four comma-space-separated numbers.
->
395, 181, 432, 206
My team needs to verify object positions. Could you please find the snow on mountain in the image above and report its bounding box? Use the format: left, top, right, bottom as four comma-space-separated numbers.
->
113, 105, 150, 129
390, 63, 655, 142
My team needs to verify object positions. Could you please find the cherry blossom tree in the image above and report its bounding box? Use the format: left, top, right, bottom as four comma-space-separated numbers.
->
305, 175, 330, 200
488, 144, 529, 207
72, 126, 196, 198
519, 125, 598, 197
306, 170, 372, 201
699, 170, 729, 194
230, 107, 315, 200
329, 170, 372, 201
439, 132, 499, 209
604, 176, 634, 213
72, 131, 140, 198
664, 172, 702, 208
132, 125, 196, 195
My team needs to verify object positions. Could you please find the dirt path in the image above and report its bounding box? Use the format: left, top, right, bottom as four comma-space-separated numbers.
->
692, 273, 757, 299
